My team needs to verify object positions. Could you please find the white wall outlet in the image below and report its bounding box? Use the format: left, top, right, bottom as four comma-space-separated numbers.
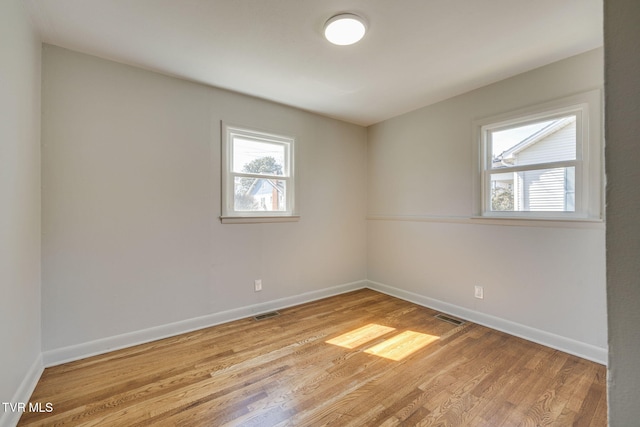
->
474, 285, 484, 299
254, 279, 262, 292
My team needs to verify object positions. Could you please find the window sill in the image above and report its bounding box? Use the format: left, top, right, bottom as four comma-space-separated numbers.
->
470, 215, 604, 228
220, 215, 300, 224
366, 214, 604, 229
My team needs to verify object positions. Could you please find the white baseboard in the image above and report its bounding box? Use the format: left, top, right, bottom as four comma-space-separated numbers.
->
43, 280, 367, 367
366, 280, 608, 365
1, 355, 44, 427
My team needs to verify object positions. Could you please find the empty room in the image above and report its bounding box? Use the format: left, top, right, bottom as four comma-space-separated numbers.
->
2, 0, 639, 426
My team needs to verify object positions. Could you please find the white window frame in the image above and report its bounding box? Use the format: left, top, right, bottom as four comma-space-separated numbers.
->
473, 90, 603, 221
221, 122, 298, 223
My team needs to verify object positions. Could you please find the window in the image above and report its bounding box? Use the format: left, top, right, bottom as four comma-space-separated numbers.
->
475, 90, 602, 220
221, 123, 296, 222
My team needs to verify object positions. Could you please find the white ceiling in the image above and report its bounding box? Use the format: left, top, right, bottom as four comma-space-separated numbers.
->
26, 0, 603, 126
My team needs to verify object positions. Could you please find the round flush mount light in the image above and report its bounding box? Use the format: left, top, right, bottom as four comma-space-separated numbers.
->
324, 13, 367, 46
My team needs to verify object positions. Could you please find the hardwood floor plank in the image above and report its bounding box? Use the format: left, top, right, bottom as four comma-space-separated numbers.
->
18, 289, 607, 426
572, 379, 606, 427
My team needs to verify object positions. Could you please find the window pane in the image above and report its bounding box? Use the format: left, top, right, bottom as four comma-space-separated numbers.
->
565, 167, 575, 211
234, 177, 287, 212
490, 116, 576, 169
232, 138, 286, 175
490, 172, 514, 211
490, 166, 576, 212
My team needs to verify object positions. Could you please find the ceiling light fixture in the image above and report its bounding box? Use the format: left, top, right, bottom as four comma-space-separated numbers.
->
324, 13, 367, 46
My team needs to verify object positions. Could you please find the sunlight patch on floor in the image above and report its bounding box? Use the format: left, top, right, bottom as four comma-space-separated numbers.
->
326, 324, 439, 361
325, 323, 396, 349
364, 330, 439, 361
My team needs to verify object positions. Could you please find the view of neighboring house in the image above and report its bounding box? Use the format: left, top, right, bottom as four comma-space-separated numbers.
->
491, 116, 577, 211
237, 177, 285, 211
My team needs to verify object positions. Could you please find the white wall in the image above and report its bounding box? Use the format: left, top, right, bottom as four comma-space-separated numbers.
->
41, 46, 367, 358
604, 1, 640, 424
367, 48, 607, 362
0, 0, 42, 423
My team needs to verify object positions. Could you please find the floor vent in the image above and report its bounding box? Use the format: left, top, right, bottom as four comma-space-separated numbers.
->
435, 313, 465, 326
253, 311, 280, 321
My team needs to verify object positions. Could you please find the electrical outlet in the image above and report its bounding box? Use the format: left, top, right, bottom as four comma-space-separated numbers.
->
474, 285, 484, 299
254, 279, 262, 292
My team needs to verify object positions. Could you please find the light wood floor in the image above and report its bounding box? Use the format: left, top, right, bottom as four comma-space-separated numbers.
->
19, 289, 607, 426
